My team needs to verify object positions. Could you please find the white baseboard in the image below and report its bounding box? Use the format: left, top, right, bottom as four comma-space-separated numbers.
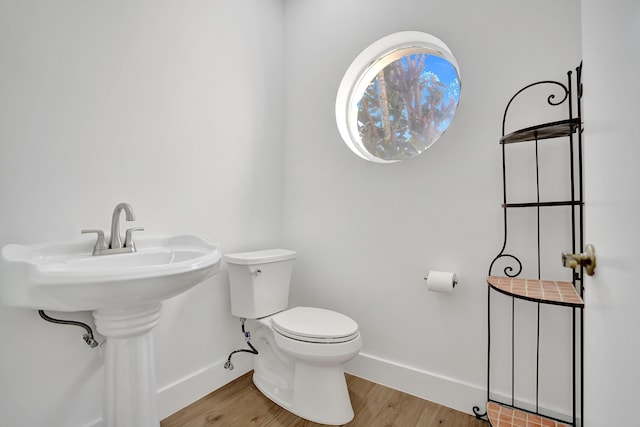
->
158, 351, 486, 419
81, 357, 253, 427
344, 352, 485, 416
87, 351, 573, 425
81, 356, 253, 427
345, 352, 575, 422
157, 356, 254, 420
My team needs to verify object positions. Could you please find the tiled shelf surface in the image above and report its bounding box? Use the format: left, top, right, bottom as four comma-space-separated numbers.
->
487, 276, 584, 307
487, 402, 571, 427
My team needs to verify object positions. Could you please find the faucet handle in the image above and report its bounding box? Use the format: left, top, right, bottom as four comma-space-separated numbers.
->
124, 227, 144, 250
81, 229, 107, 254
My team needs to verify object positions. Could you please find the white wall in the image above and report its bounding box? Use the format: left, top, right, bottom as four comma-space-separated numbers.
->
282, 0, 582, 415
0, 1, 284, 426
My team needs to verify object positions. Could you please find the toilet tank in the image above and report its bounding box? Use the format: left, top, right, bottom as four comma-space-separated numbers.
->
223, 249, 296, 319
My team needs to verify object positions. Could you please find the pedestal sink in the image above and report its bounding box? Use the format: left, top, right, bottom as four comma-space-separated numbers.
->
0, 234, 221, 427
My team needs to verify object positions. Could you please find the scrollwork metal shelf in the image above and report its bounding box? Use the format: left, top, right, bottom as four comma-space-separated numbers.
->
501, 118, 581, 144
503, 201, 581, 208
473, 64, 584, 427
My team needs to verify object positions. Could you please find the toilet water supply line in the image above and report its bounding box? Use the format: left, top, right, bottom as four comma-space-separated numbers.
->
224, 318, 258, 370
38, 310, 100, 348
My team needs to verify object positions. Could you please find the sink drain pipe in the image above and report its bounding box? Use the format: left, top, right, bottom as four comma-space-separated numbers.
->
38, 310, 100, 348
224, 318, 258, 370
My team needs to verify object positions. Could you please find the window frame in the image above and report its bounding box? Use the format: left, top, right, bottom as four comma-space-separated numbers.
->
335, 31, 461, 163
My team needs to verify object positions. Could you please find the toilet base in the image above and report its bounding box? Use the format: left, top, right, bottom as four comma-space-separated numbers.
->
253, 363, 354, 425
248, 314, 360, 425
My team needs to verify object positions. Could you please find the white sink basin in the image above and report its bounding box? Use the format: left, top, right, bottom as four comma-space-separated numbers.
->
0, 234, 221, 311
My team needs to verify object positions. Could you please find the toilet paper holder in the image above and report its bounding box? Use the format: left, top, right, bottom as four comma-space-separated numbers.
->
423, 271, 458, 291
422, 276, 459, 287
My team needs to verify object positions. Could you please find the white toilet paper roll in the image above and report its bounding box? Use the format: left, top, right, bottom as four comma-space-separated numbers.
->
425, 271, 458, 292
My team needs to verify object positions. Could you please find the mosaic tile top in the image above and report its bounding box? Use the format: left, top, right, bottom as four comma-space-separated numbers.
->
487, 276, 584, 307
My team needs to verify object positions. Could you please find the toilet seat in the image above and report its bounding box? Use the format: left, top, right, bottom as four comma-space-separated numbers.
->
271, 307, 359, 344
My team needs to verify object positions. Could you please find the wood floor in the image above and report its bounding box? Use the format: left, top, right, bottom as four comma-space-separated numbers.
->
161, 371, 487, 427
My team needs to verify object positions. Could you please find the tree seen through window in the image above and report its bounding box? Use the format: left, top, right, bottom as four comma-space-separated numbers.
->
357, 54, 460, 161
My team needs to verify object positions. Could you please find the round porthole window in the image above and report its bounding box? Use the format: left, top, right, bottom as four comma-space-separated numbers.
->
336, 31, 461, 163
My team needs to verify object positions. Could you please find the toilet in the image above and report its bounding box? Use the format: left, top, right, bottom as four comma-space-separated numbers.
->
224, 249, 362, 425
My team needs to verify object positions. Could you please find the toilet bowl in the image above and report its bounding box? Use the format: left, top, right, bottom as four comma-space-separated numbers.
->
224, 249, 362, 425
252, 307, 362, 424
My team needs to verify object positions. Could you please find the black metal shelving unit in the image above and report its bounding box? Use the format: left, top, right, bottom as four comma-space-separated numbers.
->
473, 64, 584, 427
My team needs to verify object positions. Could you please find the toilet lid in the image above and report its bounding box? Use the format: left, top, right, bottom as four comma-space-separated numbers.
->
271, 307, 359, 344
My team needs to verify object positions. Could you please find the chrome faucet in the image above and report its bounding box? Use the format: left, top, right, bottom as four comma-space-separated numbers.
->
110, 202, 135, 249
82, 202, 144, 255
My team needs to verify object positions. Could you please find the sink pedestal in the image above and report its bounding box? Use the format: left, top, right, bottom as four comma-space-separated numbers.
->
94, 304, 162, 427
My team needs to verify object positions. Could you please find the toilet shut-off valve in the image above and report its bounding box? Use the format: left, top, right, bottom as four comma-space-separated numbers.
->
224, 318, 259, 371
